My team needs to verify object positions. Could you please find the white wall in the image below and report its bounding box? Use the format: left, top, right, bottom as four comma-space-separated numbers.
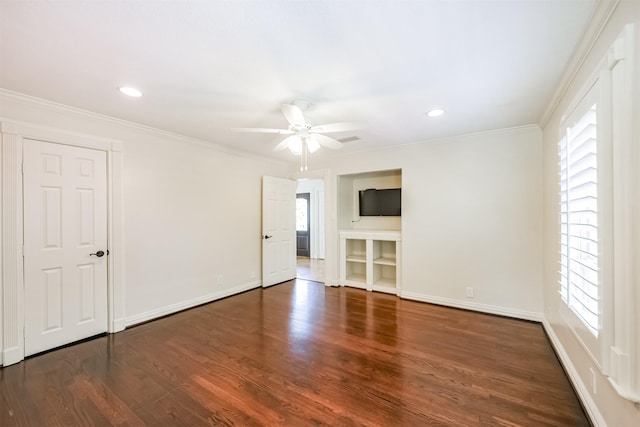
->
306, 125, 543, 320
540, 1, 640, 425
0, 91, 289, 328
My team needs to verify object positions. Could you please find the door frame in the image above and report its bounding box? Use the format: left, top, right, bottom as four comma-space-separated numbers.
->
296, 192, 311, 257
0, 120, 125, 366
288, 169, 335, 285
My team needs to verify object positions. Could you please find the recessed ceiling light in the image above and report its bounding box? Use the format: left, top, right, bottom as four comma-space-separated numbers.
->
118, 86, 142, 97
426, 108, 445, 118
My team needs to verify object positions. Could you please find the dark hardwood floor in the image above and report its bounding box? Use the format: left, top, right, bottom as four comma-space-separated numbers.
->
1, 280, 589, 426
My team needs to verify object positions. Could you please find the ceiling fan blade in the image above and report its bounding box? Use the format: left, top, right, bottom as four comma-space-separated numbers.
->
313, 134, 344, 150
232, 127, 294, 134
309, 121, 363, 133
273, 135, 301, 152
281, 104, 306, 128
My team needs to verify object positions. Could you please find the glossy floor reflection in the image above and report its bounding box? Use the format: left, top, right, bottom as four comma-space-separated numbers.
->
296, 256, 325, 282
0, 280, 589, 426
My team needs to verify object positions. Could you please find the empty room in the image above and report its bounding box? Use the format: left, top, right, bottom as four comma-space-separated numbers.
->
1, 1, 639, 426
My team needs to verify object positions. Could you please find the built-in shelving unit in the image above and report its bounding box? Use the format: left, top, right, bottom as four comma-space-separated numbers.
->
339, 230, 402, 294
337, 168, 402, 294
344, 238, 367, 288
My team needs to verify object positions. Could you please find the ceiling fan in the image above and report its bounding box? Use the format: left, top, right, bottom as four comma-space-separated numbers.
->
233, 101, 361, 170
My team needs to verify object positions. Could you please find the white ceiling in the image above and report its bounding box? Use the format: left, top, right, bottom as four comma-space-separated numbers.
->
0, 0, 597, 163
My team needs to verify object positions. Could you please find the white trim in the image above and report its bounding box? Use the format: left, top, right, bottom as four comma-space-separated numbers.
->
330, 125, 542, 163
107, 147, 126, 333
0, 120, 124, 366
0, 89, 287, 166
401, 291, 543, 322
559, 307, 603, 372
1, 346, 22, 367
558, 65, 601, 125
607, 375, 640, 404
540, 0, 621, 128
408, 124, 541, 147
324, 281, 341, 287
543, 319, 607, 427
607, 23, 638, 399
0, 119, 123, 152
125, 281, 261, 327
1, 130, 25, 366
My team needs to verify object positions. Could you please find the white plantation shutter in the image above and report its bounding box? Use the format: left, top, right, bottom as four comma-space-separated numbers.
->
556, 25, 639, 402
559, 135, 569, 302
559, 104, 599, 336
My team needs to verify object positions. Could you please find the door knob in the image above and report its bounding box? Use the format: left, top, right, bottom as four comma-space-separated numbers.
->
90, 250, 105, 257
264, 235, 273, 239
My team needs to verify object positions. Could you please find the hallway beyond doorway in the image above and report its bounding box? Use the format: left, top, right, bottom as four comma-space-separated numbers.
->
296, 257, 325, 283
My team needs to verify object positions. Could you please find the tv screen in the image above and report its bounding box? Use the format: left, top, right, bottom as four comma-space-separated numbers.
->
359, 188, 401, 216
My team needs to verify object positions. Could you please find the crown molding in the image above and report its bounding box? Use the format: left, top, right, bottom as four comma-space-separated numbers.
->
539, 0, 620, 129
1, 118, 124, 152
355, 123, 540, 154
0, 89, 289, 166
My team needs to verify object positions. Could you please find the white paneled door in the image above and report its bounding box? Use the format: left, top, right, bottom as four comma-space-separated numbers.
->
23, 139, 108, 356
262, 176, 296, 287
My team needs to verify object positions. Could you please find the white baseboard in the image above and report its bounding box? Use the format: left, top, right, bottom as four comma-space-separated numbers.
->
400, 291, 543, 322
542, 319, 606, 426
124, 281, 261, 328
110, 318, 127, 333
2, 346, 23, 367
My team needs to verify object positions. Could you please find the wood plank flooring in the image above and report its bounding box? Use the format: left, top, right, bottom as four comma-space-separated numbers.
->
1, 280, 589, 426
296, 256, 325, 283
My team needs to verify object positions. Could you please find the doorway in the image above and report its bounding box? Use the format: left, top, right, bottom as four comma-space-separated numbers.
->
296, 193, 310, 257
1, 120, 124, 367
295, 179, 325, 282
23, 139, 109, 356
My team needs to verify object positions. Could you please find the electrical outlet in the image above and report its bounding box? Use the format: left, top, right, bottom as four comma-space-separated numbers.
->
217, 275, 223, 285
589, 368, 596, 394
250, 271, 256, 279
465, 287, 474, 298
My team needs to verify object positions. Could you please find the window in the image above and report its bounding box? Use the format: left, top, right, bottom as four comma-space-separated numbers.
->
557, 75, 605, 363
555, 24, 640, 402
559, 104, 599, 336
296, 197, 308, 231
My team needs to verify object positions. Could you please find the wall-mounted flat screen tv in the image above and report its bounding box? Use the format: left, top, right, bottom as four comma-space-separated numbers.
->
359, 188, 401, 216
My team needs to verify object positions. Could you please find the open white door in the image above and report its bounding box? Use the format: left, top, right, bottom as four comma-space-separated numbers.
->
23, 139, 108, 356
262, 176, 296, 287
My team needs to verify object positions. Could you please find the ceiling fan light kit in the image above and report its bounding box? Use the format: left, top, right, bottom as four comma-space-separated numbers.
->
306, 137, 320, 153
234, 101, 361, 170
287, 136, 302, 154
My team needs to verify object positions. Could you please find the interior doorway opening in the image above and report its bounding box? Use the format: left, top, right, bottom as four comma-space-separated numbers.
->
296, 193, 311, 257
295, 179, 325, 283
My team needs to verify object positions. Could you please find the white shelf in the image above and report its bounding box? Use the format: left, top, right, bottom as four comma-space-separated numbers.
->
373, 256, 396, 266
339, 230, 401, 295
340, 229, 401, 241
